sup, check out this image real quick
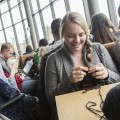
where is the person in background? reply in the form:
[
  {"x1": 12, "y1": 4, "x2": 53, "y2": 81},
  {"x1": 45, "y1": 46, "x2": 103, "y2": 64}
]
[
  {"x1": 49, "y1": 18, "x2": 62, "y2": 45},
  {"x1": 0, "y1": 42, "x2": 38, "y2": 95},
  {"x1": 103, "y1": 84, "x2": 120, "y2": 120},
  {"x1": 45, "y1": 12, "x2": 120, "y2": 120},
  {"x1": 38, "y1": 38, "x2": 49, "y2": 57},
  {"x1": 32, "y1": 38, "x2": 49, "y2": 78},
  {"x1": 0, "y1": 42, "x2": 18, "y2": 89},
  {"x1": 47, "y1": 18, "x2": 63, "y2": 53},
  {"x1": 39, "y1": 38, "x2": 48, "y2": 47},
  {"x1": 37, "y1": 18, "x2": 63, "y2": 120},
  {"x1": 90, "y1": 13, "x2": 120, "y2": 44},
  {"x1": 24, "y1": 45, "x2": 33, "y2": 55},
  {"x1": 0, "y1": 43, "x2": 40, "y2": 120}
]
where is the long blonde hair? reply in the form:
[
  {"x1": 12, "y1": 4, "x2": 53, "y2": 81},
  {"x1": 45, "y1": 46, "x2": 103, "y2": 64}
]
[{"x1": 60, "y1": 12, "x2": 93, "y2": 62}]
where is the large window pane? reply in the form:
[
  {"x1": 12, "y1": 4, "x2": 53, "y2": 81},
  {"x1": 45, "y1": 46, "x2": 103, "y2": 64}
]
[
  {"x1": 0, "y1": 31, "x2": 5, "y2": 44},
  {"x1": 114, "y1": 0, "x2": 120, "y2": 25},
  {"x1": 11, "y1": 7, "x2": 21, "y2": 24},
  {"x1": 10, "y1": 0, "x2": 18, "y2": 8},
  {"x1": 54, "y1": 0, "x2": 66, "y2": 19},
  {"x1": 39, "y1": 0, "x2": 49, "y2": 9},
  {"x1": 30, "y1": 0, "x2": 38, "y2": 13},
  {"x1": 15, "y1": 23, "x2": 26, "y2": 54},
  {"x1": 5, "y1": 27, "x2": 18, "y2": 53},
  {"x1": 0, "y1": 2, "x2": 8, "y2": 13},
  {"x1": 15, "y1": 23, "x2": 25, "y2": 43},
  {"x1": 42, "y1": 7, "x2": 53, "y2": 42},
  {"x1": 2, "y1": 12, "x2": 12, "y2": 28},
  {"x1": 98, "y1": 0, "x2": 110, "y2": 18},
  {"x1": 5, "y1": 27, "x2": 16, "y2": 44},
  {"x1": 69, "y1": 0, "x2": 86, "y2": 19},
  {"x1": 0, "y1": 20, "x2": 2, "y2": 30},
  {"x1": 24, "y1": 20, "x2": 31, "y2": 43},
  {"x1": 34, "y1": 13, "x2": 44, "y2": 39},
  {"x1": 20, "y1": 2, "x2": 27, "y2": 19}
]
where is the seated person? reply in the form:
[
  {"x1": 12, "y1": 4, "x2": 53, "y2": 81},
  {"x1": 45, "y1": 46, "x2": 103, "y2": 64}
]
[
  {"x1": 0, "y1": 42, "x2": 38, "y2": 95},
  {"x1": 90, "y1": 13, "x2": 120, "y2": 44},
  {"x1": 103, "y1": 84, "x2": 120, "y2": 120},
  {"x1": 23, "y1": 45, "x2": 33, "y2": 55},
  {"x1": 45, "y1": 12, "x2": 120, "y2": 120}
]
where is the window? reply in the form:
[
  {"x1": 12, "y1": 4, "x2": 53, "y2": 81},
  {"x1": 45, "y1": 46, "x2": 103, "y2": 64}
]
[
  {"x1": 30, "y1": 0, "x2": 38, "y2": 13},
  {"x1": 5, "y1": 27, "x2": 16, "y2": 44},
  {"x1": 42, "y1": 7, "x2": 53, "y2": 42},
  {"x1": 0, "y1": 2, "x2": 8, "y2": 13},
  {"x1": 15, "y1": 23, "x2": 25, "y2": 43},
  {"x1": 9, "y1": 0, "x2": 18, "y2": 8},
  {"x1": 39, "y1": 0, "x2": 49, "y2": 9},
  {"x1": 15, "y1": 22, "x2": 26, "y2": 54},
  {"x1": 0, "y1": 19, "x2": 2, "y2": 30},
  {"x1": 24, "y1": 20, "x2": 31, "y2": 42},
  {"x1": 0, "y1": 31, "x2": 5, "y2": 43},
  {"x1": 11, "y1": 6, "x2": 21, "y2": 24},
  {"x1": 69, "y1": 0, "x2": 86, "y2": 19},
  {"x1": 20, "y1": 2, "x2": 27, "y2": 19},
  {"x1": 2, "y1": 12, "x2": 12, "y2": 28},
  {"x1": 35, "y1": 13, "x2": 44, "y2": 39},
  {"x1": 114, "y1": 0, "x2": 120, "y2": 25},
  {"x1": 53, "y1": 0, "x2": 66, "y2": 19},
  {"x1": 98, "y1": 0, "x2": 110, "y2": 18}
]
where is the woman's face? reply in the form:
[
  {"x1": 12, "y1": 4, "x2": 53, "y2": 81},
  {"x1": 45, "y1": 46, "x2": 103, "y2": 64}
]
[{"x1": 63, "y1": 21, "x2": 87, "y2": 53}]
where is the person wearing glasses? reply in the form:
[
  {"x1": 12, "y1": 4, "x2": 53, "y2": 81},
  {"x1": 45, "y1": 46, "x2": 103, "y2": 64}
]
[{"x1": 45, "y1": 12, "x2": 120, "y2": 120}]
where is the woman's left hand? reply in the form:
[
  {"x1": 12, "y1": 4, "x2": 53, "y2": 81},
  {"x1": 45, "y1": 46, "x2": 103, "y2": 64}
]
[{"x1": 88, "y1": 63, "x2": 108, "y2": 80}]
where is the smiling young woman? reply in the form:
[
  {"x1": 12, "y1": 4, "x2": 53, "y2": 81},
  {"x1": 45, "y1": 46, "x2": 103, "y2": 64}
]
[{"x1": 45, "y1": 12, "x2": 120, "y2": 120}]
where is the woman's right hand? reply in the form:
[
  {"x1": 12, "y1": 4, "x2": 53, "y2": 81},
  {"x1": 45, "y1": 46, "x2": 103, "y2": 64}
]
[{"x1": 69, "y1": 66, "x2": 88, "y2": 84}]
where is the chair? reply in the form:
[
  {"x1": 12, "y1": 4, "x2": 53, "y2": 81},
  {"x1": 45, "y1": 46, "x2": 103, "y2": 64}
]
[
  {"x1": 0, "y1": 93, "x2": 25, "y2": 111},
  {"x1": 0, "y1": 114, "x2": 11, "y2": 120},
  {"x1": 0, "y1": 93, "x2": 25, "y2": 120}
]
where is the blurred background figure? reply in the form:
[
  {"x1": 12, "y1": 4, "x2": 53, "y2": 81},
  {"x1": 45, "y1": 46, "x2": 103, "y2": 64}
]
[
  {"x1": 39, "y1": 38, "x2": 48, "y2": 47},
  {"x1": 103, "y1": 84, "x2": 120, "y2": 120},
  {"x1": 24, "y1": 45, "x2": 33, "y2": 55},
  {"x1": 37, "y1": 18, "x2": 63, "y2": 120},
  {"x1": 38, "y1": 38, "x2": 49, "y2": 57},
  {"x1": 50, "y1": 18, "x2": 61, "y2": 45},
  {"x1": 33, "y1": 38, "x2": 49, "y2": 66},
  {"x1": 90, "y1": 13, "x2": 120, "y2": 44}
]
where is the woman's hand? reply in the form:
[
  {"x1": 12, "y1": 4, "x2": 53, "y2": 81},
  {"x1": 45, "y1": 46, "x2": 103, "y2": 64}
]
[
  {"x1": 69, "y1": 66, "x2": 88, "y2": 84},
  {"x1": 88, "y1": 63, "x2": 108, "y2": 80}
]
